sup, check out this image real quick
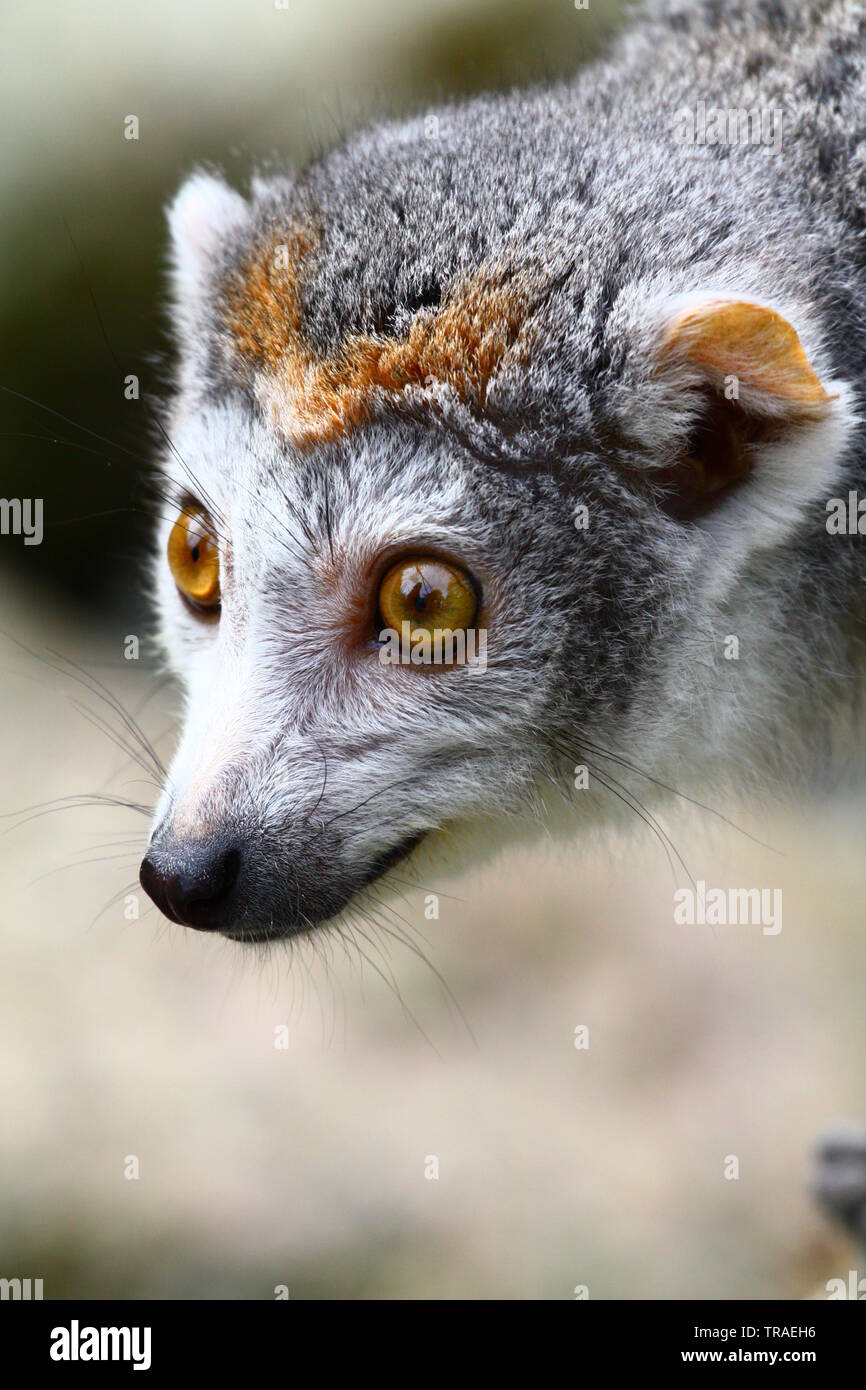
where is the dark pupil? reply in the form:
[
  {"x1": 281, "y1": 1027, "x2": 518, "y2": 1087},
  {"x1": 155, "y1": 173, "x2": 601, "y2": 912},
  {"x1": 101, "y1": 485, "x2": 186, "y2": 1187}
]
[
  {"x1": 190, "y1": 543, "x2": 200, "y2": 564},
  {"x1": 409, "y1": 579, "x2": 440, "y2": 614}
]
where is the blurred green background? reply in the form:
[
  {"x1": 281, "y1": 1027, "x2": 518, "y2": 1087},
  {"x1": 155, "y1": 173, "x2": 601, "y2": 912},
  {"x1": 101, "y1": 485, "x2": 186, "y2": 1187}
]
[{"x1": 0, "y1": 0, "x2": 863, "y2": 1301}]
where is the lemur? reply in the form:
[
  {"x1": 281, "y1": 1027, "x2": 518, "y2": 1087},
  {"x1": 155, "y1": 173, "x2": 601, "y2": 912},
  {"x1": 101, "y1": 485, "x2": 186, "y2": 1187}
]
[{"x1": 139, "y1": 0, "x2": 866, "y2": 942}]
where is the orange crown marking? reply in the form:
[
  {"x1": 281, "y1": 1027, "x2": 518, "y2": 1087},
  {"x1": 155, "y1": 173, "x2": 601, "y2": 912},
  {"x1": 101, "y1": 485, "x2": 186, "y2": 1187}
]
[{"x1": 224, "y1": 230, "x2": 532, "y2": 446}]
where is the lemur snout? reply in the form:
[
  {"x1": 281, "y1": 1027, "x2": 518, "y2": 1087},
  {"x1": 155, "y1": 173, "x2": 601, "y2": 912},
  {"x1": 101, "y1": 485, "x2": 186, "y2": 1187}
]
[{"x1": 139, "y1": 836, "x2": 242, "y2": 932}]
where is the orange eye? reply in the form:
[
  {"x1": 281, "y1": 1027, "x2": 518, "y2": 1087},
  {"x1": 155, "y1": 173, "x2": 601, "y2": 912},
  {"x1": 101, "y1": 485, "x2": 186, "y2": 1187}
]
[
  {"x1": 167, "y1": 506, "x2": 221, "y2": 609},
  {"x1": 378, "y1": 556, "x2": 477, "y2": 636}
]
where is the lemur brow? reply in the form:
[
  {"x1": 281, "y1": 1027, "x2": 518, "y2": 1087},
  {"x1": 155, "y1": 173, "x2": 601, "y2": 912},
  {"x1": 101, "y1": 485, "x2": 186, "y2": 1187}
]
[{"x1": 222, "y1": 227, "x2": 537, "y2": 449}]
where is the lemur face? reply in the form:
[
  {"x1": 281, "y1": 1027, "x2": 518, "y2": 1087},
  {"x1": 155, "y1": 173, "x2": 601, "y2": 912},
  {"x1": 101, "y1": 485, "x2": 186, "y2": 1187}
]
[
  {"x1": 144, "y1": 400, "x2": 668, "y2": 940},
  {"x1": 143, "y1": 412, "x2": 509, "y2": 935},
  {"x1": 140, "y1": 110, "x2": 856, "y2": 939}
]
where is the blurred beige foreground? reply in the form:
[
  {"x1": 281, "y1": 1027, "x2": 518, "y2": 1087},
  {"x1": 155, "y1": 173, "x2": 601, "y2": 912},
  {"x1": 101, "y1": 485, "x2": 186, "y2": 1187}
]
[{"x1": 0, "y1": 572, "x2": 863, "y2": 1299}]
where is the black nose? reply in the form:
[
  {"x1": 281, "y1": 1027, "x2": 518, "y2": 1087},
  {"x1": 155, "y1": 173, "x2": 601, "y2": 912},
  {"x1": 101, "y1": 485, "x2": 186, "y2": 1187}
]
[{"x1": 139, "y1": 838, "x2": 242, "y2": 931}]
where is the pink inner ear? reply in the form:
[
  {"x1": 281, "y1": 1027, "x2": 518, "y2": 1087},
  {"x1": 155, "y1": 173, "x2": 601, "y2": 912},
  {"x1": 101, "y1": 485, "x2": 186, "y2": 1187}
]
[{"x1": 659, "y1": 298, "x2": 836, "y2": 420}]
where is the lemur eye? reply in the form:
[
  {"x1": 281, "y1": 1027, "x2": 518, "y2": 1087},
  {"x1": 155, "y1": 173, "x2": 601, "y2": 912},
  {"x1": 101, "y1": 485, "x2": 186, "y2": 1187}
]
[
  {"x1": 167, "y1": 506, "x2": 221, "y2": 610},
  {"x1": 378, "y1": 556, "x2": 477, "y2": 635}
]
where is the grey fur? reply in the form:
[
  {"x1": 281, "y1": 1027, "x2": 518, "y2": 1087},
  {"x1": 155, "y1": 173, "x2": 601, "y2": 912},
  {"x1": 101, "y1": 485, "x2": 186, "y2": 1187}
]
[{"x1": 145, "y1": 0, "x2": 866, "y2": 941}]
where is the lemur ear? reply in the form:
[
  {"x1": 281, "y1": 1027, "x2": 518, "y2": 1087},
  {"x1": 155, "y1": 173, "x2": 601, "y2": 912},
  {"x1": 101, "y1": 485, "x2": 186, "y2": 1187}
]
[
  {"x1": 659, "y1": 298, "x2": 833, "y2": 417},
  {"x1": 652, "y1": 296, "x2": 848, "y2": 516},
  {"x1": 166, "y1": 172, "x2": 249, "y2": 320}
]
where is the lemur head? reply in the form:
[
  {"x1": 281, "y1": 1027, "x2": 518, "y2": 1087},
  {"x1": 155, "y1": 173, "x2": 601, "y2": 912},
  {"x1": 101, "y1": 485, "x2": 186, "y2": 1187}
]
[{"x1": 140, "y1": 82, "x2": 859, "y2": 943}]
